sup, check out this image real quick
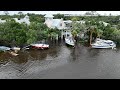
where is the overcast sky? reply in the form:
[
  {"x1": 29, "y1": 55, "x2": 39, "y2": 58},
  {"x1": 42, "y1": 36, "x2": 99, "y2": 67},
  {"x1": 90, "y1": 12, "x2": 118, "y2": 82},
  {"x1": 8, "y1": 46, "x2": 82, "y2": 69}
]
[{"x1": 1, "y1": 11, "x2": 120, "y2": 15}]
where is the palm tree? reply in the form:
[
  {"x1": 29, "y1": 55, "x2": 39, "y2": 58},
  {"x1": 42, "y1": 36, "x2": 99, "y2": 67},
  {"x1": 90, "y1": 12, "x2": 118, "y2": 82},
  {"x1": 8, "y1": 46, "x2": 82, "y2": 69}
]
[
  {"x1": 88, "y1": 26, "x2": 97, "y2": 45},
  {"x1": 18, "y1": 11, "x2": 24, "y2": 19},
  {"x1": 96, "y1": 29, "x2": 103, "y2": 38},
  {"x1": 71, "y1": 19, "x2": 82, "y2": 40}
]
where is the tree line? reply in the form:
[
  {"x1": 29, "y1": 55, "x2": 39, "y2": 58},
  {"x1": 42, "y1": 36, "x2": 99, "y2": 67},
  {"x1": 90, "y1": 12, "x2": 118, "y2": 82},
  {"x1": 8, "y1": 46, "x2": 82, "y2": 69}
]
[
  {"x1": 0, "y1": 14, "x2": 61, "y2": 47},
  {"x1": 1, "y1": 13, "x2": 120, "y2": 47}
]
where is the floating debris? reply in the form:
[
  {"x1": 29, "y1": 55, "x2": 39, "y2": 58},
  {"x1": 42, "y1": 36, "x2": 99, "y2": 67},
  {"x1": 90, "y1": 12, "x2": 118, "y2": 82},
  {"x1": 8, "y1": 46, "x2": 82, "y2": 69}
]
[{"x1": 9, "y1": 52, "x2": 19, "y2": 56}]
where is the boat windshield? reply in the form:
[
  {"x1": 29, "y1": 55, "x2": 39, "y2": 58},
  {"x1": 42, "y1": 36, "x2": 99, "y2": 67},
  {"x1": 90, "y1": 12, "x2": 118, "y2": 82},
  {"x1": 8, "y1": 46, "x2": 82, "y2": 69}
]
[{"x1": 104, "y1": 42, "x2": 113, "y2": 44}]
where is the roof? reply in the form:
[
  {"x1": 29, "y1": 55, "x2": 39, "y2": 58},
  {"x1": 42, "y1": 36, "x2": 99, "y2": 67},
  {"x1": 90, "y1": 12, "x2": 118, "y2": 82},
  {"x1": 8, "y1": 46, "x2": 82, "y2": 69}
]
[
  {"x1": 51, "y1": 19, "x2": 61, "y2": 27},
  {"x1": 44, "y1": 14, "x2": 54, "y2": 18},
  {"x1": 25, "y1": 15, "x2": 29, "y2": 18},
  {"x1": 63, "y1": 20, "x2": 72, "y2": 23},
  {"x1": 99, "y1": 21, "x2": 109, "y2": 26}
]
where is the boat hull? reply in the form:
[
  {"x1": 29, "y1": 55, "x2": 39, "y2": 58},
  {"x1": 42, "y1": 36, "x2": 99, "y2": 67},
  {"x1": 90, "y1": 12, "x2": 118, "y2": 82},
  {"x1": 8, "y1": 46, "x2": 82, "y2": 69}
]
[
  {"x1": 91, "y1": 45, "x2": 116, "y2": 49},
  {"x1": 65, "y1": 38, "x2": 75, "y2": 46},
  {"x1": 91, "y1": 38, "x2": 116, "y2": 49},
  {"x1": 31, "y1": 46, "x2": 49, "y2": 49},
  {"x1": 91, "y1": 43, "x2": 116, "y2": 49},
  {"x1": 0, "y1": 46, "x2": 10, "y2": 51},
  {"x1": 30, "y1": 44, "x2": 49, "y2": 50}
]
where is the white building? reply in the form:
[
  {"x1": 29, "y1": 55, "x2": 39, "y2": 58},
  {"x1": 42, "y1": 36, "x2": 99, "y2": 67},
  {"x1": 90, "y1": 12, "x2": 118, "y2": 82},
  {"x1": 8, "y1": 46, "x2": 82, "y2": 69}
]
[
  {"x1": 0, "y1": 19, "x2": 6, "y2": 23},
  {"x1": 99, "y1": 21, "x2": 109, "y2": 27},
  {"x1": 76, "y1": 20, "x2": 86, "y2": 24},
  {"x1": 44, "y1": 14, "x2": 66, "y2": 29},
  {"x1": 44, "y1": 14, "x2": 73, "y2": 38},
  {"x1": 13, "y1": 15, "x2": 30, "y2": 25},
  {"x1": 0, "y1": 15, "x2": 30, "y2": 25}
]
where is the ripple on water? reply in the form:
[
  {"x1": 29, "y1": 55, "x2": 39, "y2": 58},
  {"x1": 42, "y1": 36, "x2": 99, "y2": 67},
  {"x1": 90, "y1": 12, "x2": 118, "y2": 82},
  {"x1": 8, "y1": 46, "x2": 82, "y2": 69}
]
[{"x1": 0, "y1": 43, "x2": 120, "y2": 78}]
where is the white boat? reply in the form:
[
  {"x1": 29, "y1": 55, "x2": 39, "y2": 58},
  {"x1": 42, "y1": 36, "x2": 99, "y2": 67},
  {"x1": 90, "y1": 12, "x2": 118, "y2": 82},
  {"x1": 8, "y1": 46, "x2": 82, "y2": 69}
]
[
  {"x1": 30, "y1": 43, "x2": 49, "y2": 49},
  {"x1": 12, "y1": 47, "x2": 20, "y2": 51},
  {"x1": 0, "y1": 46, "x2": 11, "y2": 51},
  {"x1": 91, "y1": 38, "x2": 116, "y2": 49},
  {"x1": 65, "y1": 37, "x2": 75, "y2": 46}
]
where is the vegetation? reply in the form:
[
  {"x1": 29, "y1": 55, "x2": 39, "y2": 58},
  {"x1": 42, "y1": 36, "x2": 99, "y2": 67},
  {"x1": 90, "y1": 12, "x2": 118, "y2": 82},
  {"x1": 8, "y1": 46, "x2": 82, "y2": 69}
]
[
  {"x1": 1, "y1": 13, "x2": 120, "y2": 47},
  {"x1": 0, "y1": 14, "x2": 61, "y2": 47}
]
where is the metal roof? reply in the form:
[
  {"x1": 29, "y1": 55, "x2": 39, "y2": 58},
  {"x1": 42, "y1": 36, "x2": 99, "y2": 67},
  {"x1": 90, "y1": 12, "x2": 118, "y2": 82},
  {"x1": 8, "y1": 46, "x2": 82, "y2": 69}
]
[
  {"x1": 44, "y1": 14, "x2": 54, "y2": 18},
  {"x1": 51, "y1": 19, "x2": 61, "y2": 27}
]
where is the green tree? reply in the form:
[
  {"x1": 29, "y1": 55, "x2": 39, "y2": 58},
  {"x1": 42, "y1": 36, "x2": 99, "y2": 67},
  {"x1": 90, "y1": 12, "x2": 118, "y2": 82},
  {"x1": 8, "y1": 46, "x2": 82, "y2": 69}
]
[
  {"x1": 54, "y1": 14, "x2": 64, "y2": 19},
  {"x1": 26, "y1": 29, "x2": 37, "y2": 44},
  {"x1": 96, "y1": 29, "x2": 103, "y2": 38},
  {"x1": 88, "y1": 26, "x2": 97, "y2": 45}
]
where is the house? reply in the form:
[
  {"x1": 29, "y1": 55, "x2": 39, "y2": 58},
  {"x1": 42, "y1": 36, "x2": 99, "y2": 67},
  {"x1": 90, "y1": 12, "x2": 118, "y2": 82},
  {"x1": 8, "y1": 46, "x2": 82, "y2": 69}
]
[
  {"x1": 0, "y1": 15, "x2": 30, "y2": 25},
  {"x1": 44, "y1": 14, "x2": 66, "y2": 29},
  {"x1": 13, "y1": 15, "x2": 30, "y2": 25},
  {"x1": 76, "y1": 20, "x2": 86, "y2": 24},
  {"x1": 99, "y1": 21, "x2": 109, "y2": 27},
  {"x1": 63, "y1": 20, "x2": 72, "y2": 29},
  {"x1": 44, "y1": 14, "x2": 73, "y2": 38},
  {"x1": 0, "y1": 19, "x2": 6, "y2": 23}
]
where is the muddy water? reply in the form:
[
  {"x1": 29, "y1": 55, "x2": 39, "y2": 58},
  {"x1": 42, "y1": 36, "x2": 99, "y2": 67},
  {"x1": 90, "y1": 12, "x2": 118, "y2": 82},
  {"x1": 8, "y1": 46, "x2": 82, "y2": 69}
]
[
  {"x1": 0, "y1": 41, "x2": 120, "y2": 79},
  {"x1": 0, "y1": 41, "x2": 73, "y2": 79}
]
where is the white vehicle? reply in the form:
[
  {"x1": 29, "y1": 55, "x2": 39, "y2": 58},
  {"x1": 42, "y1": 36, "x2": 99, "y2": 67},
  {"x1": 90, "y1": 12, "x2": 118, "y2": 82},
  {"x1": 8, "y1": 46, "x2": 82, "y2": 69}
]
[{"x1": 91, "y1": 38, "x2": 116, "y2": 49}]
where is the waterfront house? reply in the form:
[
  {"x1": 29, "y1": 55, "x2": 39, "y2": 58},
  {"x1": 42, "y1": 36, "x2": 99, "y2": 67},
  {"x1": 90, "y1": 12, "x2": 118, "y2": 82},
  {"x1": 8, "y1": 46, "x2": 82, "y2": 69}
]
[
  {"x1": 44, "y1": 14, "x2": 87, "y2": 39},
  {"x1": 44, "y1": 14, "x2": 73, "y2": 38}
]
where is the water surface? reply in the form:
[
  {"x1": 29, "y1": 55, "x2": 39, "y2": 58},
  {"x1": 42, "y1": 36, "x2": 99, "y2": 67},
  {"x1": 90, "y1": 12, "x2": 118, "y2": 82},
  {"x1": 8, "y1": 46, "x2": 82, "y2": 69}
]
[{"x1": 0, "y1": 42, "x2": 120, "y2": 79}]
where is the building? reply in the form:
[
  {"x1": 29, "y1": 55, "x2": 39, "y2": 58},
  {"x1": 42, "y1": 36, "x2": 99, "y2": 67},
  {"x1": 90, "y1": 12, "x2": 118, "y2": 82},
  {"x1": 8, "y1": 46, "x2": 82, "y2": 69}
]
[
  {"x1": 99, "y1": 21, "x2": 109, "y2": 27},
  {"x1": 76, "y1": 20, "x2": 86, "y2": 24},
  {"x1": 44, "y1": 14, "x2": 66, "y2": 29},
  {"x1": 0, "y1": 15, "x2": 30, "y2": 25},
  {"x1": 44, "y1": 14, "x2": 73, "y2": 38},
  {"x1": 0, "y1": 19, "x2": 6, "y2": 23},
  {"x1": 13, "y1": 15, "x2": 30, "y2": 25}
]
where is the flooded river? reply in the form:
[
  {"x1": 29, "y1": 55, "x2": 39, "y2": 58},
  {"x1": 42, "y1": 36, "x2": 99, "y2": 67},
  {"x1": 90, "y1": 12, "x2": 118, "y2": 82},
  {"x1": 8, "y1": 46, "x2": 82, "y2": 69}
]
[{"x1": 0, "y1": 41, "x2": 120, "y2": 79}]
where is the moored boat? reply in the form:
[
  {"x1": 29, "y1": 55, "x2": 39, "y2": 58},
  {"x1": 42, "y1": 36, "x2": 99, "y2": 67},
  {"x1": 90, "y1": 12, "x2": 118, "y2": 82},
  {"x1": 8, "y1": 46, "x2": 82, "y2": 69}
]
[
  {"x1": 65, "y1": 36, "x2": 75, "y2": 46},
  {"x1": 30, "y1": 43, "x2": 49, "y2": 49},
  {"x1": 11, "y1": 47, "x2": 21, "y2": 51},
  {"x1": 91, "y1": 38, "x2": 116, "y2": 49},
  {"x1": 0, "y1": 46, "x2": 11, "y2": 51}
]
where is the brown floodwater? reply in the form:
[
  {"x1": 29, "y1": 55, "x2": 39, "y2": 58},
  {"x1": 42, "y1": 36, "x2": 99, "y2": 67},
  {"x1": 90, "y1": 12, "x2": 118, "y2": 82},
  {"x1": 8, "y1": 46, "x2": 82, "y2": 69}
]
[{"x1": 0, "y1": 41, "x2": 120, "y2": 79}]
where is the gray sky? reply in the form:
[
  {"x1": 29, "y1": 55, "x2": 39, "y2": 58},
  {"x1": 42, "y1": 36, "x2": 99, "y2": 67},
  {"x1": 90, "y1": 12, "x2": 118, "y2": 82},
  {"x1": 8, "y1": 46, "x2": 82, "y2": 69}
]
[{"x1": 1, "y1": 11, "x2": 120, "y2": 15}]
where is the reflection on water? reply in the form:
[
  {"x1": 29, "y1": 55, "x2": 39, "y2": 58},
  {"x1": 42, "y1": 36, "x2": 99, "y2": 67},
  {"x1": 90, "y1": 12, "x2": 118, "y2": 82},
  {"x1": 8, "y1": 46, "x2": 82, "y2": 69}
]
[{"x1": 0, "y1": 41, "x2": 120, "y2": 78}]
